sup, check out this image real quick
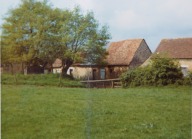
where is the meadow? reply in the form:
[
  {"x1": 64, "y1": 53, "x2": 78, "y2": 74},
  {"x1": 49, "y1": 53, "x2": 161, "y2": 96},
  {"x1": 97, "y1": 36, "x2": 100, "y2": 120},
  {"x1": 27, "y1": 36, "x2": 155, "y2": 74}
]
[
  {"x1": 1, "y1": 73, "x2": 84, "y2": 87},
  {"x1": 2, "y1": 85, "x2": 191, "y2": 139}
]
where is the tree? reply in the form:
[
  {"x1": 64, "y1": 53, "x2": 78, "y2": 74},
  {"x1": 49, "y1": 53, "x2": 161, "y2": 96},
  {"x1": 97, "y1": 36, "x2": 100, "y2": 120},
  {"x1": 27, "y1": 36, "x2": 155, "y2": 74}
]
[
  {"x1": 57, "y1": 7, "x2": 111, "y2": 74},
  {"x1": 1, "y1": 0, "x2": 60, "y2": 73},
  {"x1": 1, "y1": 1, "x2": 111, "y2": 75}
]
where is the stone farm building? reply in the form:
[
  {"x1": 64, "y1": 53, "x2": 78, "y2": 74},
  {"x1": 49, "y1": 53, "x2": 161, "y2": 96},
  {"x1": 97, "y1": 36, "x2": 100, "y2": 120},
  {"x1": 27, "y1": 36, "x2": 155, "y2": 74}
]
[
  {"x1": 2, "y1": 38, "x2": 152, "y2": 77},
  {"x1": 67, "y1": 39, "x2": 152, "y2": 80},
  {"x1": 155, "y1": 38, "x2": 192, "y2": 76},
  {"x1": 52, "y1": 58, "x2": 63, "y2": 74}
]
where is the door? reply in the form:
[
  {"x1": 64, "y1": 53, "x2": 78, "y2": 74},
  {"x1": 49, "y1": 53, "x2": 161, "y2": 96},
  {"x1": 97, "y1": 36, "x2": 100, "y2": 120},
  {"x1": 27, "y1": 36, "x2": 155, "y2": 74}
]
[
  {"x1": 100, "y1": 68, "x2": 105, "y2": 80},
  {"x1": 93, "y1": 69, "x2": 97, "y2": 80}
]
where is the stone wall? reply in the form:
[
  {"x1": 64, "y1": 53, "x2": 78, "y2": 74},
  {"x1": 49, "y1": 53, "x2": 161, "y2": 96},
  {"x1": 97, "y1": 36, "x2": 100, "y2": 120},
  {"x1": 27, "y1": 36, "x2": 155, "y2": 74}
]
[
  {"x1": 68, "y1": 66, "x2": 129, "y2": 80},
  {"x1": 130, "y1": 40, "x2": 152, "y2": 68},
  {"x1": 179, "y1": 59, "x2": 192, "y2": 71},
  {"x1": 68, "y1": 67, "x2": 93, "y2": 80},
  {"x1": 105, "y1": 66, "x2": 128, "y2": 79}
]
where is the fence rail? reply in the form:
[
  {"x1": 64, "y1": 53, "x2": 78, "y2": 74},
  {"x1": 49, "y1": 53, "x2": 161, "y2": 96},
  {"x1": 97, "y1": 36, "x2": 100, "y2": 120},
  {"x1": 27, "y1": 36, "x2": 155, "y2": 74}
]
[{"x1": 80, "y1": 78, "x2": 121, "y2": 88}]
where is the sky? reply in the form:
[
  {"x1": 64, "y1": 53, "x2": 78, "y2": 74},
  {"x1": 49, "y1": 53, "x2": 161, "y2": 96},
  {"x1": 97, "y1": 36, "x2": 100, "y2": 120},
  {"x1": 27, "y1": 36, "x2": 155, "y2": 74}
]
[{"x1": 0, "y1": 0, "x2": 192, "y2": 52}]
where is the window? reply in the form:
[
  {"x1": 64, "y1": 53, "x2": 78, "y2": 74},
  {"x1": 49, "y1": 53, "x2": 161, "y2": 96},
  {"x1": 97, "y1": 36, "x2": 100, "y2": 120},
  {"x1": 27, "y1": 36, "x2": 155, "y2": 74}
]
[
  {"x1": 181, "y1": 65, "x2": 188, "y2": 76},
  {"x1": 100, "y1": 68, "x2": 105, "y2": 80},
  {"x1": 110, "y1": 68, "x2": 113, "y2": 74},
  {"x1": 93, "y1": 69, "x2": 97, "y2": 80},
  {"x1": 109, "y1": 68, "x2": 114, "y2": 78}
]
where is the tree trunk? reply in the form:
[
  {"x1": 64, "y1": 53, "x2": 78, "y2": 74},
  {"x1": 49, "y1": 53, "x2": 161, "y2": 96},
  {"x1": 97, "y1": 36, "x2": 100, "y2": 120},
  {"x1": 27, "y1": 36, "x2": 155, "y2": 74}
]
[
  {"x1": 22, "y1": 62, "x2": 28, "y2": 75},
  {"x1": 61, "y1": 59, "x2": 73, "y2": 76},
  {"x1": 24, "y1": 66, "x2": 28, "y2": 75},
  {"x1": 22, "y1": 62, "x2": 24, "y2": 74},
  {"x1": 10, "y1": 63, "x2": 14, "y2": 75},
  {"x1": 62, "y1": 64, "x2": 70, "y2": 75}
]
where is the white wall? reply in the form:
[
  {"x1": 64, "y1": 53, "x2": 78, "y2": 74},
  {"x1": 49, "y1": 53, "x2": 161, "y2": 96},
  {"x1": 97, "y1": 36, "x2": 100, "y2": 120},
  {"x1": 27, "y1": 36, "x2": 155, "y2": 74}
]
[
  {"x1": 53, "y1": 68, "x2": 62, "y2": 74},
  {"x1": 67, "y1": 67, "x2": 93, "y2": 80}
]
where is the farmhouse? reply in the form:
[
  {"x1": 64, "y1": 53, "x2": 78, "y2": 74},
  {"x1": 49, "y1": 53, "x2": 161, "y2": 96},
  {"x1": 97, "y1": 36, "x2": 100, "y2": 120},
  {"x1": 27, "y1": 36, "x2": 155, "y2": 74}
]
[
  {"x1": 155, "y1": 38, "x2": 192, "y2": 76},
  {"x1": 2, "y1": 39, "x2": 152, "y2": 77},
  {"x1": 52, "y1": 58, "x2": 63, "y2": 74},
  {"x1": 68, "y1": 39, "x2": 152, "y2": 80}
]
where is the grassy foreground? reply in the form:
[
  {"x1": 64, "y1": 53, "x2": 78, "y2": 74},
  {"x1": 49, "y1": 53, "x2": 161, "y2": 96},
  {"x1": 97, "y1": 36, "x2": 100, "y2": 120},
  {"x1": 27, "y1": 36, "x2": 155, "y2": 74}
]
[
  {"x1": 1, "y1": 74, "x2": 84, "y2": 87},
  {"x1": 2, "y1": 85, "x2": 191, "y2": 139}
]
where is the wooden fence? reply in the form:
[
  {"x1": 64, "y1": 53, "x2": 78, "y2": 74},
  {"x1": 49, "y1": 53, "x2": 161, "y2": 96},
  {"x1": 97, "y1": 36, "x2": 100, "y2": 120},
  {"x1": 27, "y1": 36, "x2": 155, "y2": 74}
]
[{"x1": 80, "y1": 78, "x2": 121, "y2": 88}]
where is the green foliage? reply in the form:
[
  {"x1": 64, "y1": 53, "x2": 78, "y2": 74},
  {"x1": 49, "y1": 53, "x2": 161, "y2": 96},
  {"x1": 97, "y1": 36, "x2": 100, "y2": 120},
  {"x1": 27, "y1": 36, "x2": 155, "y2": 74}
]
[
  {"x1": 1, "y1": 1, "x2": 111, "y2": 74},
  {"x1": 58, "y1": 7, "x2": 111, "y2": 73},
  {"x1": 121, "y1": 54, "x2": 185, "y2": 87},
  {"x1": 1, "y1": 0, "x2": 57, "y2": 66},
  {"x1": 2, "y1": 85, "x2": 191, "y2": 139},
  {"x1": 182, "y1": 71, "x2": 192, "y2": 85},
  {"x1": 150, "y1": 54, "x2": 183, "y2": 85}
]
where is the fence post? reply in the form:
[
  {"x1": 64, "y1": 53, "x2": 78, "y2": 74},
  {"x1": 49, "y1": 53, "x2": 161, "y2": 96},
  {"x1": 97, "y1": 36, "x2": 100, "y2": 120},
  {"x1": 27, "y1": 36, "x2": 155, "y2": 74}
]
[{"x1": 112, "y1": 80, "x2": 114, "y2": 88}]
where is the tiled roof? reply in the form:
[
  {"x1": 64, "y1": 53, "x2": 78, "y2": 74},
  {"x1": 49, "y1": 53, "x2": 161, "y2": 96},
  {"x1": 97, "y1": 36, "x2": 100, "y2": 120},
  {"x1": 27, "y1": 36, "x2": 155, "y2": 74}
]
[
  {"x1": 155, "y1": 38, "x2": 192, "y2": 59},
  {"x1": 52, "y1": 58, "x2": 62, "y2": 68},
  {"x1": 106, "y1": 39, "x2": 143, "y2": 65}
]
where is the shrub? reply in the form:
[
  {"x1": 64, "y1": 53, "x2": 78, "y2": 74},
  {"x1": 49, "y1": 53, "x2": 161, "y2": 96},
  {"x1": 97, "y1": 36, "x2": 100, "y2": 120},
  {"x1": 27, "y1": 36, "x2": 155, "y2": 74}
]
[
  {"x1": 150, "y1": 54, "x2": 183, "y2": 86},
  {"x1": 121, "y1": 54, "x2": 184, "y2": 87},
  {"x1": 182, "y1": 71, "x2": 192, "y2": 85}
]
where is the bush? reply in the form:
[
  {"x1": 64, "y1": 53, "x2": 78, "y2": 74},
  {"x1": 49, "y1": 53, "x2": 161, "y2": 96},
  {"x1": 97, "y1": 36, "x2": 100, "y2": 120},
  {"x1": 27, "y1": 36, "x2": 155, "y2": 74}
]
[
  {"x1": 182, "y1": 72, "x2": 192, "y2": 85},
  {"x1": 121, "y1": 54, "x2": 184, "y2": 87},
  {"x1": 151, "y1": 54, "x2": 183, "y2": 85},
  {"x1": 121, "y1": 67, "x2": 153, "y2": 87}
]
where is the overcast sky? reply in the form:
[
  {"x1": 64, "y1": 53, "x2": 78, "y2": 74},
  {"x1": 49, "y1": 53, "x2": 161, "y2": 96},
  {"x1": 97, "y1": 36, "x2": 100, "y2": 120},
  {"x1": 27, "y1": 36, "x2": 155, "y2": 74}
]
[{"x1": 1, "y1": 0, "x2": 192, "y2": 51}]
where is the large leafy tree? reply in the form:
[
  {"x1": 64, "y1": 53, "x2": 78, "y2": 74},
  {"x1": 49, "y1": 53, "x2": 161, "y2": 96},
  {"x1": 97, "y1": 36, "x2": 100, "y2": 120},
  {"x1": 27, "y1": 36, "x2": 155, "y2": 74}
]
[
  {"x1": 1, "y1": 0, "x2": 60, "y2": 72},
  {"x1": 1, "y1": 0, "x2": 111, "y2": 75},
  {"x1": 57, "y1": 7, "x2": 111, "y2": 74}
]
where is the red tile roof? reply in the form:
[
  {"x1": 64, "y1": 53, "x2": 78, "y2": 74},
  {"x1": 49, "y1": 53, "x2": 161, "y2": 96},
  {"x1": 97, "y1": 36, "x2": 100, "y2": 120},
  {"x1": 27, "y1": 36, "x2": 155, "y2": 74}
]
[
  {"x1": 155, "y1": 38, "x2": 192, "y2": 59},
  {"x1": 106, "y1": 39, "x2": 143, "y2": 65},
  {"x1": 52, "y1": 58, "x2": 62, "y2": 68}
]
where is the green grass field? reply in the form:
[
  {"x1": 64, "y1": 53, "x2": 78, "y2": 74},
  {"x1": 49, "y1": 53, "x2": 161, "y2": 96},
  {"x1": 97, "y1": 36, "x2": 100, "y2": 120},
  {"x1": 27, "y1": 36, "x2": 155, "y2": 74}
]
[
  {"x1": 1, "y1": 74, "x2": 84, "y2": 87},
  {"x1": 2, "y1": 85, "x2": 191, "y2": 139}
]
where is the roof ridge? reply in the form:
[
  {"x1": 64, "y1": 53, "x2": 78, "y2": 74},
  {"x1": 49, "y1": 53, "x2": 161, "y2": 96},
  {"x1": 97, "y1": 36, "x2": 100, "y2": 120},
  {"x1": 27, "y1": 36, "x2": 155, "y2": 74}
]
[
  {"x1": 155, "y1": 38, "x2": 192, "y2": 58},
  {"x1": 111, "y1": 38, "x2": 143, "y2": 43},
  {"x1": 162, "y1": 37, "x2": 192, "y2": 41}
]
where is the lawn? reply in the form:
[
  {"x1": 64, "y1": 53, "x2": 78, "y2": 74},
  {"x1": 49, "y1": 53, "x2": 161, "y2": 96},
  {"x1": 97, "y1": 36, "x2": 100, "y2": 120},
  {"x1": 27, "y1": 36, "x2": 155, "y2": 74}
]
[
  {"x1": 1, "y1": 85, "x2": 191, "y2": 139},
  {"x1": 1, "y1": 74, "x2": 84, "y2": 87}
]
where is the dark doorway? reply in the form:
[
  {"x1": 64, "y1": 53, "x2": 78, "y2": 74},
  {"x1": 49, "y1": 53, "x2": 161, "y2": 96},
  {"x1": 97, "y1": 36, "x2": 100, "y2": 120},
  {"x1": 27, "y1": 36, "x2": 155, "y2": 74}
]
[
  {"x1": 93, "y1": 69, "x2": 97, "y2": 80},
  {"x1": 69, "y1": 69, "x2": 73, "y2": 76}
]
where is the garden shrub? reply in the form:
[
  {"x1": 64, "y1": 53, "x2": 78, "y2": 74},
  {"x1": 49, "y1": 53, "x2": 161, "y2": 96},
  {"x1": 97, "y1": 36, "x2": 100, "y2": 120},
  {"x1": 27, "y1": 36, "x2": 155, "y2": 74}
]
[
  {"x1": 121, "y1": 54, "x2": 184, "y2": 87},
  {"x1": 182, "y1": 71, "x2": 192, "y2": 85},
  {"x1": 150, "y1": 54, "x2": 183, "y2": 86}
]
